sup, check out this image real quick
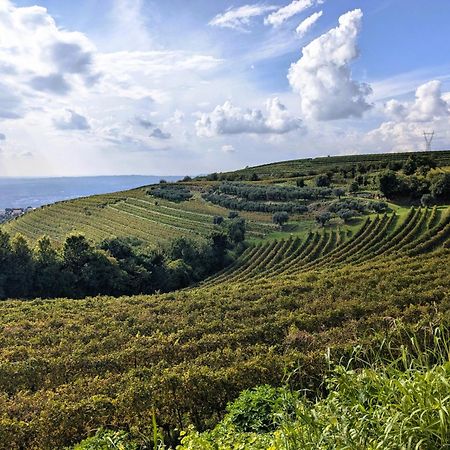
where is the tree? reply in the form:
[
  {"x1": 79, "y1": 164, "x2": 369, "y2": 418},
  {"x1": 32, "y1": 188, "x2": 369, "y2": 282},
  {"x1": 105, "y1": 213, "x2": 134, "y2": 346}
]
[
  {"x1": 316, "y1": 212, "x2": 331, "y2": 227},
  {"x1": 430, "y1": 173, "x2": 450, "y2": 200},
  {"x1": 402, "y1": 157, "x2": 417, "y2": 175},
  {"x1": 334, "y1": 188, "x2": 345, "y2": 199},
  {"x1": 296, "y1": 178, "x2": 305, "y2": 187},
  {"x1": 272, "y1": 211, "x2": 289, "y2": 229},
  {"x1": 421, "y1": 194, "x2": 434, "y2": 207},
  {"x1": 213, "y1": 215, "x2": 224, "y2": 225},
  {"x1": 8, "y1": 235, "x2": 34, "y2": 298},
  {"x1": 378, "y1": 171, "x2": 399, "y2": 198},
  {"x1": 227, "y1": 218, "x2": 246, "y2": 244},
  {"x1": 228, "y1": 211, "x2": 239, "y2": 219},
  {"x1": 349, "y1": 181, "x2": 359, "y2": 193},
  {"x1": 315, "y1": 175, "x2": 330, "y2": 187},
  {"x1": 0, "y1": 231, "x2": 12, "y2": 298},
  {"x1": 33, "y1": 236, "x2": 64, "y2": 298}
]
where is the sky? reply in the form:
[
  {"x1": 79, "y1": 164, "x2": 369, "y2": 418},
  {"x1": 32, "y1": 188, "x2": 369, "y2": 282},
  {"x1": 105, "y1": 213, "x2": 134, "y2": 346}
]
[{"x1": 0, "y1": 0, "x2": 450, "y2": 176}]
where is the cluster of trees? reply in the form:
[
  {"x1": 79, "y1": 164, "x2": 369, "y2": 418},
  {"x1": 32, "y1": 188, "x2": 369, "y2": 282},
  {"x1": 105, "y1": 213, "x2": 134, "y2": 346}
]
[
  {"x1": 379, "y1": 171, "x2": 450, "y2": 202},
  {"x1": 328, "y1": 198, "x2": 388, "y2": 222},
  {"x1": 148, "y1": 184, "x2": 193, "y2": 202},
  {"x1": 203, "y1": 193, "x2": 309, "y2": 214},
  {"x1": 216, "y1": 182, "x2": 333, "y2": 202},
  {"x1": 388, "y1": 154, "x2": 437, "y2": 175},
  {"x1": 0, "y1": 219, "x2": 246, "y2": 300}
]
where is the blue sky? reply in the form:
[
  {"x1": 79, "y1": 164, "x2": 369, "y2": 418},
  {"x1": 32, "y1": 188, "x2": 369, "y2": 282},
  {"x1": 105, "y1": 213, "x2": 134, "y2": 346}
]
[{"x1": 0, "y1": 0, "x2": 449, "y2": 176}]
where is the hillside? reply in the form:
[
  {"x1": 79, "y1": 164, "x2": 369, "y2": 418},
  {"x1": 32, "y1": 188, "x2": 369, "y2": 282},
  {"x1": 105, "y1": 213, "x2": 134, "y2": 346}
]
[
  {"x1": 3, "y1": 150, "x2": 450, "y2": 248},
  {"x1": 0, "y1": 150, "x2": 450, "y2": 449}
]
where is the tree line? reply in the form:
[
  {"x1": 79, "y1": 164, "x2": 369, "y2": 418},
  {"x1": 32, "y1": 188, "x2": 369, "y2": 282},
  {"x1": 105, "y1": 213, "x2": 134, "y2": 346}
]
[{"x1": 0, "y1": 217, "x2": 246, "y2": 300}]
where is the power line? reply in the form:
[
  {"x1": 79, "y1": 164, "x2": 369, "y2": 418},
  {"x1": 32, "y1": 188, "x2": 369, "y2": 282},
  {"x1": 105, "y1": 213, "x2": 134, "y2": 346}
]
[{"x1": 423, "y1": 131, "x2": 434, "y2": 151}]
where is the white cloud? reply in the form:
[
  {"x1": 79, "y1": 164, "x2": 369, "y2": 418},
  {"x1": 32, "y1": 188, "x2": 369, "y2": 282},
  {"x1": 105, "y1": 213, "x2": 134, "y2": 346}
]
[
  {"x1": 383, "y1": 80, "x2": 450, "y2": 123},
  {"x1": 0, "y1": 0, "x2": 99, "y2": 99},
  {"x1": 407, "y1": 80, "x2": 450, "y2": 122},
  {"x1": 288, "y1": 9, "x2": 372, "y2": 121},
  {"x1": 369, "y1": 80, "x2": 450, "y2": 151},
  {"x1": 265, "y1": 0, "x2": 320, "y2": 27},
  {"x1": 210, "y1": 4, "x2": 277, "y2": 31},
  {"x1": 296, "y1": 10, "x2": 322, "y2": 37},
  {"x1": 53, "y1": 109, "x2": 91, "y2": 130},
  {"x1": 196, "y1": 97, "x2": 304, "y2": 136}
]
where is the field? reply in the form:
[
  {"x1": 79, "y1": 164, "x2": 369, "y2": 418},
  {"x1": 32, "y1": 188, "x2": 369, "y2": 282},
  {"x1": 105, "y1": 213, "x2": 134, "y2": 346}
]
[
  {"x1": 1, "y1": 188, "x2": 274, "y2": 247},
  {"x1": 4, "y1": 150, "x2": 450, "y2": 248},
  {"x1": 0, "y1": 150, "x2": 450, "y2": 449}
]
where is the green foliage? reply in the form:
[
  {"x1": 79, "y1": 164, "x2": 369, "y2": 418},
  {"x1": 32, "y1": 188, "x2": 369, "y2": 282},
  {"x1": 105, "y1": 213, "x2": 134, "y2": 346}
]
[
  {"x1": 315, "y1": 174, "x2": 330, "y2": 187},
  {"x1": 315, "y1": 211, "x2": 331, "y2": 227},
  {"x1": 225, "y1": 385, "x2": 293, "y2": 433},
  {"x1": 430, "y1": 173, "x2": 450, "y2": 200},
  {"x1": 179, "y1": 326, "x2": 450, "y2": 450},
  {"x1": 272, "y1": 211, "x2": 289, "y2": 228},
  {"x1": 148, "y1": 184, "x2": 192, "y2": 203},
  {"x1": 73, "y1": 429, "x2": 138, "y2": 450}
]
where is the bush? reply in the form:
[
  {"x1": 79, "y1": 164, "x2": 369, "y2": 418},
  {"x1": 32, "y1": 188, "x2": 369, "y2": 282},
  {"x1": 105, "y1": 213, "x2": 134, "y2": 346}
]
[
  {"x1": 73, "y1": 429, "x2": 138, "y2": 450},
  {"x1": 315, "y1": 175, "x2": 331, "y2": 187},
  {"x1": 226, "y1": 385, "x2": 293, "y2": 433},
  {"x1": 148, "y1": 184, "x2": 193, "y2": 202}
]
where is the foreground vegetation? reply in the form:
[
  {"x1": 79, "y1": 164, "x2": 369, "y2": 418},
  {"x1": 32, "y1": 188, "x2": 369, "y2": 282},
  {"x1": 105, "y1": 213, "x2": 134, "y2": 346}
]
[
  {"x1": 179, "y1": 325, "x2": 450, "y2": 449},
  {"x1": 0, "y1": 246, "x2": 449, "y2": 448}
]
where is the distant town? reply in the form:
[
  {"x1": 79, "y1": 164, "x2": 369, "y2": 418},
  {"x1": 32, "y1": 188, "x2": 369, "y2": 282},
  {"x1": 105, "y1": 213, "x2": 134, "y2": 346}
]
[{"x1": 0, "y1": 207, "x2": 33, "y2": 224}]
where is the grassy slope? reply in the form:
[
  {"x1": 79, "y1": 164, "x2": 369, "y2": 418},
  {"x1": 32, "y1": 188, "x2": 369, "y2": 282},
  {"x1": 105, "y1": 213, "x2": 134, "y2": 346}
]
[
  {"x1": 4, "y1": 150, "x2": 450, "y2": 247},
  {"x1": 1, "y1": 150, "x2": 450, "y2": 449}
]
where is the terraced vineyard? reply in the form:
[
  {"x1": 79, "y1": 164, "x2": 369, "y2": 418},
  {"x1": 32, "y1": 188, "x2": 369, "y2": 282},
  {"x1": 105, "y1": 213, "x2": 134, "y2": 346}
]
[
  {"x1": 2, "y1": 188, "x2": 275, "y2": 246},
  {"x1": 203, "y1": 206, "x2": 450, "y2": 286}
]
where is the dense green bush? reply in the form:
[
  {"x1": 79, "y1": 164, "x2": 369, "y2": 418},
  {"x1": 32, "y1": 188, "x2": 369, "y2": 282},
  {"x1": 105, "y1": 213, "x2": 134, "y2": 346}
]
[{"x1": 148, "y1": 185, "x2": 193, "y2": 202}]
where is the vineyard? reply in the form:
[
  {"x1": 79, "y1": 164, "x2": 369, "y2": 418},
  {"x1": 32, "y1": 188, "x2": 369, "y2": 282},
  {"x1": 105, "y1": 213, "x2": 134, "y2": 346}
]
[
  {"x1": 203, "y1": 206, "x2": 450, "y2": 286},
  {"x1": 227, "y1": 150, "x2": 450, "y2": 179},
  {"x1": 1, "y1": 188, "x2": 274, "y2": 246},
  {"x1": 0, "y1": 151, "x2": 450, "y2": 449}
]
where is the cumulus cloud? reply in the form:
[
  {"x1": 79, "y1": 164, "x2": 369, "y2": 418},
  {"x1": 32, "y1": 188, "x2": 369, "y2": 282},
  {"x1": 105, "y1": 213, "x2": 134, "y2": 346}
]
[
  {"x1": 53, "y1": 109, "x2": 91, "y2": 130},
  {"x1": 0, "y1": 1, "x2": 99, "y2": 98},
  {"x1": 210, "y1": 4, "x2": 277, "y2": 31},
  {"x1": 150, "y1": 128, "x2": 171, "y2": 139},
  {"x1": 196, "y1": 97, "x2": 303, "y2": 137},
  {"x1": 383, "y1": 80, "x2": 450, "y2": 123},
  {"x1": 407, "y1": 80, "x2": 450, "y2": 122},
  {"x1": 288, "y1": 9, "x2": 372, "y2": 121},
  {"x1": 296, "y1": 10, "x2": 322, "y2": 37},
  {"x1": 368, "y1": 80, "x2": 450, "y2": 151},
  {"x1": 265, "y1": 0, "x2": 320, "y2": 27}
]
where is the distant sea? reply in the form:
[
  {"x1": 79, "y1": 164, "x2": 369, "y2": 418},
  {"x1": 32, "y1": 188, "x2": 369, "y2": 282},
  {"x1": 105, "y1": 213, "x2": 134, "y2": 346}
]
[{"x1": 0, "y1": 175, "x2": 183, "y2": 209}]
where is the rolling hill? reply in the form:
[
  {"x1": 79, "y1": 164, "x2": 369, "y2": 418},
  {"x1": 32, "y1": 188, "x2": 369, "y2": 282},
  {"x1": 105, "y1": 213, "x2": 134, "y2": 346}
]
[
  {"x1": 0, "y1": 150, "x2": 449, "y2": 449},
  {"x1": 3, "y1": 149, "x2": 450, "y2": 248}
]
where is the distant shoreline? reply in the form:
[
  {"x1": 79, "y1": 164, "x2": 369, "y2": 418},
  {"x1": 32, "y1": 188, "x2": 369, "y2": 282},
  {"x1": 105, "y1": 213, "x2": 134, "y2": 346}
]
[{"x1": 0, "y1": 175, "x2": 184, "y2": 209}]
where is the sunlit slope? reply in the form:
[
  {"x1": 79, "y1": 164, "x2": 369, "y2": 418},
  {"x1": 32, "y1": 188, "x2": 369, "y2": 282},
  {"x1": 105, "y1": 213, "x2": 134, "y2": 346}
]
[
  {"x1": 203, "y1": 206, "x2": 450, "y2": 286},
  {"x1": 2, "y1": 187, "x2": 274, "y2": 246},
  {"x1": 0, "y1": 245, "x2": 449, "y2": 448},
  {"x1": 227, "y1": 150, "x2": 450, "y2": 179}
]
